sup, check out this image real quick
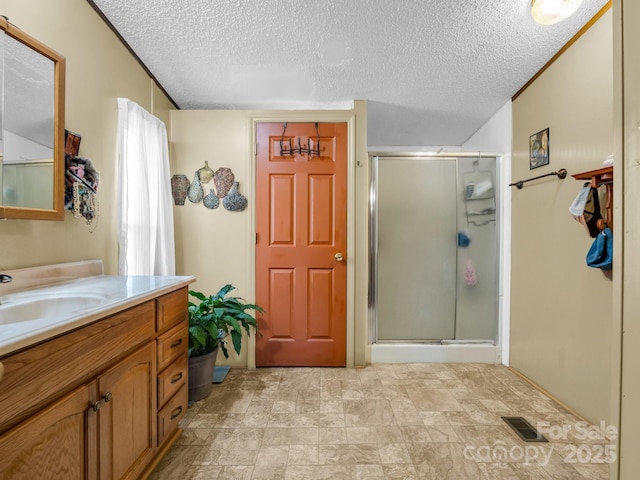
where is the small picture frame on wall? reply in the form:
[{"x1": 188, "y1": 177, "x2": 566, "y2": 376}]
[
  {"x1": 65, "y1": 130, "x2": 81, "y2": 156},
  {"x1": 529, "y1": 128, "x2": 549, "y2": 169}
]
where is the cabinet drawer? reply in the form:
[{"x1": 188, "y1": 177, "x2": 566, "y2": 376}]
[
  {"x1": 158, "y1": 355, "x2": 187, "y2": 408},
  {"x1": 156, "y1": 322, "x2": 187, "y2": 371},
  {"x1": 157, "y1": 383, "x2": 187, "y2": 445},
  {"x1": 156, "y1": 287, "x2": 188, "y2": 332}
]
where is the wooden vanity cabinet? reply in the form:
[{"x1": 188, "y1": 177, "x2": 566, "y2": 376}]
[
  {"x1": 154, "y1": 289, "x2": 189, "y2": 448},
  {"x1": 98, "y1": 343, "x2": 155, "y2": 480},
  {"x1": 0, "y1": 383, "x2": 97, "y2": 479},
  {"x1": 0, "y1": 286, "x2": 189, "y2": 480}
]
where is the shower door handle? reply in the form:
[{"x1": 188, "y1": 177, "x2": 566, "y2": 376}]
[{"x1": 335, "y1": 253, "x2": 344, "y2": 262}]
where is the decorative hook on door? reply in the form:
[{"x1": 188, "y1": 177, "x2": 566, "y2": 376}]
[
  {"x1": 279, "y1": 122, "x2": 294, "y2": 156},
  {"x1": 278, "y1": 122, "x2": 321, "y2": 157},
  {"x1": 298, "y1": 122, "x2": 321, "y2": 158}
]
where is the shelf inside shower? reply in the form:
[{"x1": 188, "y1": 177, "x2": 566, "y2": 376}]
[
  {"x1": 463, "y1": 161, "x2": 496, "y2": 227},
  {"x1": 467, "y1": 208, "x2": 496, "y2": 216}
]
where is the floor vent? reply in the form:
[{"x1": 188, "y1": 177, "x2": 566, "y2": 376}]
[{"x1": 501, "y1": 416, "x2": 548, "y2": 442}]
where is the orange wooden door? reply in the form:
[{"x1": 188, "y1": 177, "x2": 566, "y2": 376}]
[{"x1": 255, "y1": 122, "x2": 347, "y2": 366}]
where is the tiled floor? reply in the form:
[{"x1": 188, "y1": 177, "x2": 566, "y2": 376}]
[{"x1": 150, "y1": 363, "x2": 611, "y2": 479}]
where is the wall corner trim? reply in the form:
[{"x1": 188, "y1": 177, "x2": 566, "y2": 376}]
[
  {"x1": 85, "y1": 0, "x2": 180, "y2": 110},
  {"x1": 512, "y1": 1, "x2": 612, "y2": 101}
]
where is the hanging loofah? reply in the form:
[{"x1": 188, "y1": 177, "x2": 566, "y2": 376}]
[{"x1": 464, "y1": 259, "x2": 477, "y2": 286}]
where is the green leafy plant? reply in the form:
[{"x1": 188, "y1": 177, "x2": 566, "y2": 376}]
[{"x1": 188, "y1": 284, "x2": 263, "y2": 359}]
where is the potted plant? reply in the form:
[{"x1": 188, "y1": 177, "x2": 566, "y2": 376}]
[{"x1": 187, "y1": 284, "x2": 263, "y2": 402}]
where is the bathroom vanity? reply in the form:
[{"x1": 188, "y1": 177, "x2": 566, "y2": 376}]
[{"x1": 0, "y1": 261, "x2": 195, "y2": 479}]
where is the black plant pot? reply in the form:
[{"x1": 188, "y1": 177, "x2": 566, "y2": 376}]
[{"x1": 188, "y1": 347, "x2": 218, "y2": 402}]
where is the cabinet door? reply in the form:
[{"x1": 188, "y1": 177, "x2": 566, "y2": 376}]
[
  {"x1": 0, "y1": 383, "x2": 97, "y2": 480},
  {"x1": 98, "y1": 343, "x2": 156, "y2": 480}
]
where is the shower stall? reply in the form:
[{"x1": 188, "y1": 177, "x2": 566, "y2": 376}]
[{"x1": 368, "y1": 153, "x2": 502, "y2": 363}]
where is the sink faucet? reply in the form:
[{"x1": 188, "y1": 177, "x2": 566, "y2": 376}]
[{"x1": 0, "y1": 275, "x2": 11, "y2": 305}]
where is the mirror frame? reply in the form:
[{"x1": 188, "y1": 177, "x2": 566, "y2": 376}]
[{"x1": 0, "y1": 16, "x2": 66, "y2": 220}]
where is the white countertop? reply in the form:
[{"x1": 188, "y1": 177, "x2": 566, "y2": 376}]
[{"x1": 0, "y1": 261, "x2": 195, "y2": 357}]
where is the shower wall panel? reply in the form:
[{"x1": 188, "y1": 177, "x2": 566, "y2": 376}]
[{"x1": 375, "y1": 157, "x2": 458, "y2": 341}]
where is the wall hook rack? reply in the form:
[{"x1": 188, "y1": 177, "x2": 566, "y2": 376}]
[
  {"x1": 278, "y1": 122, "x2": 321, "y2": 157},
  {"x1": 298, "y1": 122, "x2": 320, "y2": 157},
  {"x1": 279, "y1": 122, "x2": 294, "y2": 156},
  {"x1": 509, "y1": 168, "x2": 567, "y2": 189}
]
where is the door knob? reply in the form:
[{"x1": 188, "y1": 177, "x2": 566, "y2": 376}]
[{"x1": 335, "y1": 253, "x2": 344, "y2": 262}]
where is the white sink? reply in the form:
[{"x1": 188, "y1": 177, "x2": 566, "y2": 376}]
[
  {"x1": 0, "y1": 293, "x2": 107, "y2": 325},
  {"x1": 0, "y1": 261, "x2": 194, "y2": 357}
]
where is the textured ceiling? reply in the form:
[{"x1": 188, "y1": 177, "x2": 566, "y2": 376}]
[{"x1": 89, "y1": 0, "x2": 609, "y2": 146}]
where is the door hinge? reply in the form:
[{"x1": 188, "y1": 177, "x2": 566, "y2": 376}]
[
  {"x1": 255, "y1": 143, "x2": 258, "y2": 156},
  {"x1": 256, "y1": 232, "x2": 258, "y2": 244}
]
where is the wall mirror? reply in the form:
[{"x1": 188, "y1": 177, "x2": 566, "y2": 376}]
[{"x1": 0, "y1": 16, "x2": 65, "y2": 220}]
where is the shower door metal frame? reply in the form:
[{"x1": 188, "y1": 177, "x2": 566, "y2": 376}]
[{"x1": 368, "y1": 152, "x2": 501, "y2": 345}]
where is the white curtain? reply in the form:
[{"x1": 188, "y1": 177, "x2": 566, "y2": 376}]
[{"x1": 117, "y1": 98, "x2": 176, "y2": 275}]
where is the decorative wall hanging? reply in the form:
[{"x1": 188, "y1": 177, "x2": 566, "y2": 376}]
[
  {"x1": 222, "y1": 182, "x2": 248, "y2": 211},
  {"x1": 187, "y1": 170, "x2": 204, "y2": 203},
  {"x1": 198, "y1": 161, "x2": 214, "y2": 184},
  {"x1": 213, "y1": 167, "x2": 234, "y2": 198},
  {"x1": 172, "y1": 166, "x2": 247, "y2": 212},
  {"x1": 529, "y1": 128, "x2": 550, "y2": 169},
  {"x1": 64, "y1": 154, "x2": 100, "y2": 231},
  {"x1": 171, "y1": 174, "x2": 190, "y2": 205},
  {"x1": 203, "y1": 189, "x2": 219, "y2": 209}
]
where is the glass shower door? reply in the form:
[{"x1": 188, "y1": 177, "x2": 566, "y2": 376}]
[{"x1": 374, "y1": 156, "x2": 458, "y2": 341}]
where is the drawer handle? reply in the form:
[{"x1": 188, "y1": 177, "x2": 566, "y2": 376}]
[
  {"x1": 170, "y1": 372, "x2": 183, "y2": 384},
  {"x1": 170, "y1": 406, "x2": 183, "y2": 420},
  {"x1": 170, "y1": 338, "x2": 183, "y2": 348}
]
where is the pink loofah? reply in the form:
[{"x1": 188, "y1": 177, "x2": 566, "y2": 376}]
[{"x1": 464, "y1": 259, "x2": 477, "y2": 286}]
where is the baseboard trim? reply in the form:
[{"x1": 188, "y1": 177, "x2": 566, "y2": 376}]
[{"x1": 508, "y1": 367, "x2": 589, "y2": 424}]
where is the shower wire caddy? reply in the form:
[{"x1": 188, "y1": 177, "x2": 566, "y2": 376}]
[{"x1": 463, "y1": 161, "x2": 496, "y2": 227}]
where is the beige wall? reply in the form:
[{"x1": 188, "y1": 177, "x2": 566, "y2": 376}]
[
  {"x1": 511, "y1": 11, "x2": 613, "y2": 424},
  {"x1": 170, "y1": 104, "x2": 369, "y2": 368},
  {"x1": 0, "y1": 0, "x2": 173, "y2": 273},
  {"x1": 616, "y1": 0, "x2": 640, "y2": 476}
]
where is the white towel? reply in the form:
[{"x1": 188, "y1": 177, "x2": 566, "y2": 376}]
[{"x1": 569, "y1": 182, "x2": 591, "y2": 218}]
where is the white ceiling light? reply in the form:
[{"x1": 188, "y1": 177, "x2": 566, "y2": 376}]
[{"x1": 531, "y1": 0, "x2": 584, "y2": 25}]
